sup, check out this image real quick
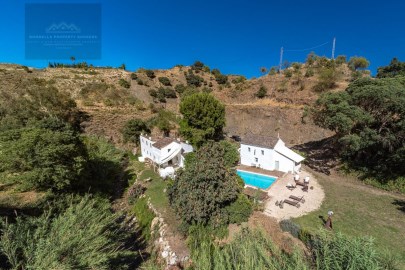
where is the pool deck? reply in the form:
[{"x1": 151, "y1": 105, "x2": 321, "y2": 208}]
[
  {"x1": 263, "y1": 169, "x2": 325, "y2": 221},
  {"x1": 237, "y1": 165, "x2": 285, "y2": 178}
]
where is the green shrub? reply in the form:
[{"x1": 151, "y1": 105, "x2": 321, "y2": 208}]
[
  {"x1": 269, "y1": 67, "x2": 278, "y2": 75},
  {"x1": 305, "y1": 68, "x2": 314, "y2": 77},
  {"x1": 313, "y1": 67, "x2": 339, "y2": 92},
  {"x1": 118, "y1": 78, "x2": 130, "y2": 88},
  {"x1": 145, "y1": 69, "x2": 156, "y2": 78},
  {"x1": 215, "y1": 73, "x2": 228, "y2": 85},
  {"x1": 256, "y1": 85, "x2": 267, "y2": 98},
  {"x1": 130, "y1": 73, "x2": 138, "y2": 80},
  {"x1": 136, "y1": 78, "x2": 144, "y2": 85},
  {"x1": 158, "y1": 76, "x2": 171, "y2": 86},
  {"x1": 185, "y1": 70, "x2": 204, "y2": 87},
  {"x1": 225, "y1": 194, "x2": 253, "y2": 224},
  {"x1": 175, "y1": 84, "x2": 186, "y2": 93},
  {"x1": 232, "y1": 76, "x2": 246, "y2": 84},
  {"x1": 191, "y1": 60, "x2": 205, "y2": 72},
  {"x1": 284, "y1": 69, "x2": 293, "y2": 78},
  {"x1": 121, "y1": 118, "x2": 150, "y2": 144},
  {"x1": 348, "y1": 56, "x2": 370, "y2": 71},
  {"x1": 336, "y1": 55, "x2": 347, "y2": 65}
]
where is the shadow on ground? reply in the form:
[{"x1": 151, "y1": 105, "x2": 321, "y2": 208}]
[{"x1": 392, "y1": 199, "x2": 405, "y2": 214}]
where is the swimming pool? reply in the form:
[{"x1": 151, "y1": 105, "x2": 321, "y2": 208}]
[{"x1": 236, "y1": 170, "x2": 277, "y2": 189}]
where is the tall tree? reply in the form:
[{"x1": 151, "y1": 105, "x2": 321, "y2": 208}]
[
  {"x1": 168, "y1": 143, "x2": 241, "y2": 226},
  {"x1": 311, "y1": 77, "x2": 405, "y2": 177},
  {"x1": 179, "y1": 93, "x2": 225, "y2": 147}
]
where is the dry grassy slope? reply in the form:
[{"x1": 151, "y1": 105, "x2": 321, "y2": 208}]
[{"x1": 0, "y1": 63, "x2": 354, "y2": 146}]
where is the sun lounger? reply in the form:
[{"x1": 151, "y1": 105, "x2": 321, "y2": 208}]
[
  {"x1": 289, "y1": 195, "x2": 305, "y2": 203},
  {"x1": 296, "y1": 181, "x2": 307, "y2": 187},
  {"x1": 283, "y1": 199, "x2": 300, "y2": 208}
]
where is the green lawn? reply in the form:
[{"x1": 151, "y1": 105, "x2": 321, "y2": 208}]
[{"x1": 293, "y1": 168, "x2": 405, "y2": 267}]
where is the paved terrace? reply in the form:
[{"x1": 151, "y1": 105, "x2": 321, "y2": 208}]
[{"x1": 264, "y1": 169, "x2": 325, "y2": 220}]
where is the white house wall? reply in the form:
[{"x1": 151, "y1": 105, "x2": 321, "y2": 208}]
[
  {"x1": 273, "y1": 151, "x2": 295, "y2": 173},
  {"x1": 240, "y1": 143, "x2": 297, "y2": 173},
  {"x1": 140, "y1": 136, "x2": 156, "y2": 162},
  {"x1": 240, "y1": 144, "x2": 275, "y2": 171}
]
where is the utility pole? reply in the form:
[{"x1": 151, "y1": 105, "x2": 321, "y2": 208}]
[
  {"x1": 331, "y1": 37, "x2": 336, "y2": 59},
  {"x1": 279, "y1": 46, "x2": 284, "y2": 72}
]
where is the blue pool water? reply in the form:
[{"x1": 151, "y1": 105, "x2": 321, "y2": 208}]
[{"x1": 236, "y1": 170, "x2": 277, "y2": 189}]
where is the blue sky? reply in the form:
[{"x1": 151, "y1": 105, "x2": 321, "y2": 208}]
[{"x1": 1, "y1": 0, "x2": 405, "y2": 77}]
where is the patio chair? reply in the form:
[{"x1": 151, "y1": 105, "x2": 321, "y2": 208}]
[
  {"x1": 302, "y1": 185, "x2": 309, "y2": 192},
  {"x1": 289, "y1": 195, "x2": 305, "y2": 203},
  {"x1": 283, "y1": 199, "x2": 300, "y2": 208},
  {"x1": 286, "y1": 183, "x2": 296, "y2": 191}
]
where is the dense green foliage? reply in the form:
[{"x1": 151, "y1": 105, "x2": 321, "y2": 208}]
[
  {"x1": 0, "y1": 195, "x2": 137, "y2": 270},
  {"x1": 256, "y1": 85, "x2": 267, "y2": 98},
  {"x1": 224, "y1": 194, "x2": 253, "y2": 224},
  {"x1": 377, "y1": 58, "x2": 405, "y2": 78},
  {"x1": 0, "y1": 118, "x2": 86, "y2": 191},
  {"x1": 179, "y1": 93, "x2": 225, "y2": 147},
  {"x1": 168, "y1": 143, "x2": 241, "y2": 226},
  {"x1": 311, "y1": 77, "x2": 405, "y2": 179},
  {"x1": 219, "y1": 140, "x2": 240, "y2": 168},
  {"x1": 122, "y1": 119, "x2": 150, "y2": 144},
  {"x1": 185, "y1": 70, "x2": 204, "y2": 87},
  {"x1": 348, "y1": 56, "x2": 370, "y2": 71}
]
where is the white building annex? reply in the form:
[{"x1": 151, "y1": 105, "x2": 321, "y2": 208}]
[
  {"x1": 239, "y1": 134, "x2": 305, "y2": 173},
  {"x1": 139, "y1": 134, "x2": 193, "y2": 178}
]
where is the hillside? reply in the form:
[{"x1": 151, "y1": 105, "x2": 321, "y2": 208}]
[{"x1": 0, "y1": 59, "x2": 360, "y2": 146}]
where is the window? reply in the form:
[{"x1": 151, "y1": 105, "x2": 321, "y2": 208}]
[
  {"x1": 254, "y1": 149, "x2": 256, "y2": 155},
  {"x1": 261, "y1": 150, "x2": 264, "y2": 155},
  {"x1": 255, "y1": 157, "x2": 258, "y2": 162},
  {"x1": 168, "y1": 148, "x2": 171, "y2": 152},
  {"x1": 248, "y1": 147, "x2": 251, "y2": 152}
]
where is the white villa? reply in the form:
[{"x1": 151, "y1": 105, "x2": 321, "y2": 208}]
[
  {"x1": 139, "y1": 134, "x2": 193, "y2": 178},
  {"x1": 240, "y1": 134, "x2": 305, "y2": 173}
]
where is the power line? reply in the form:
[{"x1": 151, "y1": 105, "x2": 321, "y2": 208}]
[{"x1": 283, "y1": 41, "x2": 330, "y2": 52}]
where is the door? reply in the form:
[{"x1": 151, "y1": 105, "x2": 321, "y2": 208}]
[{"x1": 275, "y1": 160, "x2": 279, "y2": 171}]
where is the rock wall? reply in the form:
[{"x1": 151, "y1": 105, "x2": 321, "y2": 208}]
[{"x1": 147, "y1": 200, "x2": 190, "y2": 268}]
